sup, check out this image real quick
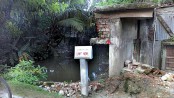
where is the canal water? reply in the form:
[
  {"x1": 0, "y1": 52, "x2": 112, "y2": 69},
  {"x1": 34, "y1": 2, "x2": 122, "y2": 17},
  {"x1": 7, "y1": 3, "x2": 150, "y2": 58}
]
[{"x1": 38, "y1": 44, "x2": 109, "y2": 82}]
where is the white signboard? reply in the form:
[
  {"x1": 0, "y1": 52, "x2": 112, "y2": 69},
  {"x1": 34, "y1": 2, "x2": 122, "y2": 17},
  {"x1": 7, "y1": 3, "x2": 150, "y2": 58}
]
[{"x1": 74, "y1": 46, "x2": 93, "y2": 59}]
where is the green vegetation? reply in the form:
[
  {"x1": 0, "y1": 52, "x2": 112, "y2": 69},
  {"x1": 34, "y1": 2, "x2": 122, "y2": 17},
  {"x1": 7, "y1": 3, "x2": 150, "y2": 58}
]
[
  {"x1": 96, "y1": 0, "x2": 135, "y2": 6},
  {"x1": 168, "y1": 36, "x2": 174, "y2": 41},
  {"x1": 96, "y1": 0, "x2": 161, "y2": 6},
  {"x1": 98, "y1": 79, "x2": 105, "y2": 84},
  {"x1": 0, "y1": 0, "x2": 95, "y2": 96},
  {"x1": 0, "y1": 0, "x2": 94, "y2": 66},
  {"x1": 163, "y1": 36, "x2": 174, "y2": 42},
  {"x1": 8, "y1": 81, "x2": 62, "y2": 98},
  {"x1": 4, "y1": 60, "x2": 47, "y2": 85}
]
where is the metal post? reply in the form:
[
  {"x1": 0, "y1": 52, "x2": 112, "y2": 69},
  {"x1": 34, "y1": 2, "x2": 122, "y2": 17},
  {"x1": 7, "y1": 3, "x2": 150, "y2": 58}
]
[{"x1": 80, "y1": 59, "x2": 88, "y2": 96}]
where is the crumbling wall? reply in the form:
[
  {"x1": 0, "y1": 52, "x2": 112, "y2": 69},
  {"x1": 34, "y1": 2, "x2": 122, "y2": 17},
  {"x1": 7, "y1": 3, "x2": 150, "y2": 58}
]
[{"x1": 109, "y1": 18, "x2": 138, "y2": 77}]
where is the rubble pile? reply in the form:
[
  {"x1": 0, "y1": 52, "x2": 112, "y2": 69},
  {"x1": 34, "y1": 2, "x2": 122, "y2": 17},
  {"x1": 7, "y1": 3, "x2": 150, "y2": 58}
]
[
  {"x1": 38, "y1": 81, "x2": 104, "y2": 97},
  {"x1": 123, "y1": 60, "x2": 174, "y2": 82},
  {"x1": 161, "y1": 73, "x2": 174, "y2": 81},
  {"x1": 118, "y1": 60, "x2": 174, "y2": 97}
]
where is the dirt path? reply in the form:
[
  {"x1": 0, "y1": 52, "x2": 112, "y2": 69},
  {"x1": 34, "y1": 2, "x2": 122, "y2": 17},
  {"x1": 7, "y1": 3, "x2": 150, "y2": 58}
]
[{"x1": 0, "y1": 91, "x2": 22, "y2": 98}]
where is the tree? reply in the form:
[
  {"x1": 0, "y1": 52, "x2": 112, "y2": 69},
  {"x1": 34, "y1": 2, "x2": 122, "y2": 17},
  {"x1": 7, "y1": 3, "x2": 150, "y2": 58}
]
[{"x1": 0, "y1": 0, "x2": 94, "y2": 65}]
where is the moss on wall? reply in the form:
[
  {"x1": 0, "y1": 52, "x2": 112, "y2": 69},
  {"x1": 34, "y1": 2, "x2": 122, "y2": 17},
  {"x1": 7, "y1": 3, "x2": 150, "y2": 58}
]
[{"x1": 94, "y1": 3, "x2": 158, "y2": 13}]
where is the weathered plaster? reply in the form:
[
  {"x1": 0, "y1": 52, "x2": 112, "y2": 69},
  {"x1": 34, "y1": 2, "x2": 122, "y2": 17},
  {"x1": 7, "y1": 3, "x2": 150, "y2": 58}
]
[{"x1": 109, "y1": 18, "x2": 122, "y2": 77}]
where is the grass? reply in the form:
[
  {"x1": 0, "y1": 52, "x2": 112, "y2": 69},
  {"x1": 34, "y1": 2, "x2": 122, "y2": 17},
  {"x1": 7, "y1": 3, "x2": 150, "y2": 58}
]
[{"x1": 8, "y1": 81, "x2": 63, "y2": 98}]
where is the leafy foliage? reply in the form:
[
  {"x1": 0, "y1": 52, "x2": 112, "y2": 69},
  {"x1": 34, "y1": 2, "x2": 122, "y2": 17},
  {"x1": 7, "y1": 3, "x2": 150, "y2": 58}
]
[
  {"x1": 96, "y1": 0, "x2": 163, "y2": 6},
  {"x1": 0, "y1": 0, "x2": 94, "y2": 65},
  {"x1": 96, "y1": 0, "x2": 136, "y2": 6},
  {"x1": 5, "y1": 60, "x2": 47, "y2": 85},
  {"x1": 58, "y1": 18, "x2": 85, "y2": 32},
  {"x1": 5, "y1": 21, "x2": 23, "y2": 37},
  {"x1": 0, "y1": 64, "x2": 10, "y2": 74}
]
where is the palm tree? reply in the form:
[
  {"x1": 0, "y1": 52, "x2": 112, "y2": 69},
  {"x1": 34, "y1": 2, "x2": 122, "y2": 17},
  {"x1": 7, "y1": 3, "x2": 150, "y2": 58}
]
[
  {"x1": 44, "y1": 0, "x2": 90, "y2": 32},
  {"x1": 0, "y1": 0, "x2": 94, "y2": 64}
]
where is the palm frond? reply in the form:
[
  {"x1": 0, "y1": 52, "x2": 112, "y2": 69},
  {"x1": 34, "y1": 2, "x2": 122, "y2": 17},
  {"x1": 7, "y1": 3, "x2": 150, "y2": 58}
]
[
  {"x1": 18, "y1": 41, "x2": 30, "y2": 56},
  {"x1": 58, "y1": 17, "x2": 85, "y2": 32}
]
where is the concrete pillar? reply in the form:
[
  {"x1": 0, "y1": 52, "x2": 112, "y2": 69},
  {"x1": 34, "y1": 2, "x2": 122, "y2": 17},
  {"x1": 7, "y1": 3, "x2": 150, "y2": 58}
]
[
  {"x1": 109, "y1": 18, "x2": 122, "y2": 77},
  {"x1": 80, "y1": 59, "x2": 88, "y2": 96}
]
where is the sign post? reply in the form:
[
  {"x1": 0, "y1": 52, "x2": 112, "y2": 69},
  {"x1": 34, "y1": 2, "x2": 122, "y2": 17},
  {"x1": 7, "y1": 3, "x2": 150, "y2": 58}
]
[{"x1": 74, "y1": 46, "x2": 93, "y2": 96}]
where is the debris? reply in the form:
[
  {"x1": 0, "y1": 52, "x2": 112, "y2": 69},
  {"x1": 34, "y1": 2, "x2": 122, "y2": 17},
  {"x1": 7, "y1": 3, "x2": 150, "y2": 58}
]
[
  {"x1": 110, "y1": 80, "x2": 121, "y2": 94},
  {"x1": 135, "y1": 67, "x2": 145, "y2": 74},
  {"x1": 59, "y1": 90, "x2": 64, "y2": 95},
  {"x1": 151, "y1": 68, "x2": 166, "y2": 76},
  {"x1": 123, "y1": 59, "x2": 174, "y2": 82},
  {"x1": 123, "y1": 60, "x2": 165, "y2": 76},
  {"x1": 124, "y1": 60, "x2": 132, "y2": 66},
  {"x1": 141, "y1": 64, "x2": 152, "y2": 69},
  {"x1": 161, "y1": 73, "x2": 174, "y2": 82},
  {"x1": 39, "y1": 81, "x2": 104, "y2": 97},
  {"x1": 39, "y1": 60, "x2": 174, "y2": 97}
]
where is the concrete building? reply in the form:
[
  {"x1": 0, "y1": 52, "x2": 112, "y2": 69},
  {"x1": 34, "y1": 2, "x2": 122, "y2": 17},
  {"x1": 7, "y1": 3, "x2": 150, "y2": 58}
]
[{"x1": 93, "y1": 3, "x2": 174, "y2": 77}]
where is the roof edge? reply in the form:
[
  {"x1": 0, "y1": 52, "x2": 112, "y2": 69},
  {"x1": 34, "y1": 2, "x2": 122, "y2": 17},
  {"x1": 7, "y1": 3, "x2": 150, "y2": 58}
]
[{"x1": 94, "y1": 3, "x2": 158, "y2": 13}]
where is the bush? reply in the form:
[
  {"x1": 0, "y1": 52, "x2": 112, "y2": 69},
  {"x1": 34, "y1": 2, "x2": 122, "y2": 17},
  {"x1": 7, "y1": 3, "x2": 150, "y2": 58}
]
[{"x1": 5, "y1": 60, "x2": 47, "y2": 85}]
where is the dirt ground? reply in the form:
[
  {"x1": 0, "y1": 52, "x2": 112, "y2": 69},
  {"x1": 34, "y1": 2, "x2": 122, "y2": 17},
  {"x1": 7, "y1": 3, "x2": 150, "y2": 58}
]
[
  {"x1": 6, "y1": 71, "x2": 174, "y2": 98},
  {"x1": 85, "y1": 72, "x2": 174, "y2": 98}
]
